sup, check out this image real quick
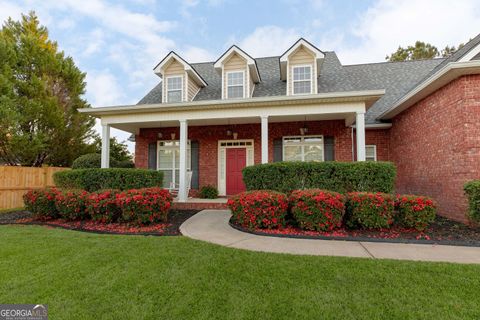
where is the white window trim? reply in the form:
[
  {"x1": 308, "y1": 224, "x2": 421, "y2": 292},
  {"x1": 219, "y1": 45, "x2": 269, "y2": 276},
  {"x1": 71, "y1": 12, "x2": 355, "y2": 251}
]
[
  {"x1": 365, "y1": 145, "x2": 377, "y2": 161},
  {"x1": 166, "y1": 75, "x2": 183, "y2": 103},
  {"x1": 226, "y1": 70, "x2": 245, "y2": 99},
  {"x1": 292, "y1": 64, "x2": 313, "y2": 95},
  {"x1": 217, "y1": 139, "x2": 254, "y2": 196},
  {"x1": 157, "y1": 140, "x2": 191, "y2": 190},
  {"x1": 282, "y1": 135, "x2": 324, "y2": 162}
]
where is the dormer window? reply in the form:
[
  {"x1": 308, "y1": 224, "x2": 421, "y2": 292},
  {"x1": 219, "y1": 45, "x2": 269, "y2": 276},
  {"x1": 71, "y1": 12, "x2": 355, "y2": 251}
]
[
  {"x1": 292, "y1": 65, "x2": 312, "y2": 95},
  {"x1": 226, "y1": 71, "x2": 244, "y2": 99},
  {"x1": 166, "y1": 76, "x2": 183, "y2": 103}
]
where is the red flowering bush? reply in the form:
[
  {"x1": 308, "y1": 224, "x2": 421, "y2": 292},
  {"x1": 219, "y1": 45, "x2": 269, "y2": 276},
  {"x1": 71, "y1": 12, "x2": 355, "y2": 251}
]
[
  {"x1": 227, "y1": 190, "x2": 288, "y2": 230},
  {"x1": 289, "y1": 189, "x2": 346, "y2": 231},
  {"x1": 23, "y1": 188, "x2": 61, "y2": 218},
  {"x1": 86, "y1": 190, "x2": 122, "y2": 223},
  {"x1": 55, "y1": 190, "x2": 90, "y2": 220},
  {"x1": 115, "y1": 187, "x2": 172, "y2": 225},
  {"x1": 395, "y1": 195, "x2": 436, "y2": 231},
  {"x1": 345, "y1": 192, "x2": 395, "y2": 229}
]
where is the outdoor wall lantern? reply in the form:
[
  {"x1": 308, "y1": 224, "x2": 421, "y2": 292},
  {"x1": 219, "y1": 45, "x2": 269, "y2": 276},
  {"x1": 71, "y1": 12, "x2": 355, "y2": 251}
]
[
  {"x1": 157, "y1": 132, "x2": 163, "y2": 139},
  {"x1": 171, "y1": 133, "x2": 176, "y2": 140}
]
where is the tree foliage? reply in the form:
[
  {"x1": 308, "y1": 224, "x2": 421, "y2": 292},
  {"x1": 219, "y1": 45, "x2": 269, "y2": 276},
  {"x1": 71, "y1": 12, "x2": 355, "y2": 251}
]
[
  {"x1": 386, "y1": 41, "x2": 465, "y2": 62},
  {"x1": 92, "y1": 136, "x2": 133, "y2": 162},
  {"x1": 0, "y1": 12, "x2": 95, "y2": 167}
]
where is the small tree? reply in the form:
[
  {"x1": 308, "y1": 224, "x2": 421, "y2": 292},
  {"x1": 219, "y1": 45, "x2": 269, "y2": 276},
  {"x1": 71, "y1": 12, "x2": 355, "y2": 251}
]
[
  {"x1": 386, "y1": 41, "x2": 439, "y2": 61},
  {"x1": 92, "y1": 136, "x2": 133, "y2": 163},
  {"x1": 0, "y1": 12, "x2": 95, "y2": 166}
]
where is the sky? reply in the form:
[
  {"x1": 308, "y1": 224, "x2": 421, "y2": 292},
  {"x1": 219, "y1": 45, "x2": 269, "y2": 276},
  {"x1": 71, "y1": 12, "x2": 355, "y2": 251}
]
[{"x1": 2, "y1": 0, "x2": 480, "y2": 152}]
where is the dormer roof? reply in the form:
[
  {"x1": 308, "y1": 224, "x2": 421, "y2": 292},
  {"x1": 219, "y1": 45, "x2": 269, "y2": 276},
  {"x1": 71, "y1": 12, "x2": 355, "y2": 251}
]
[
  {"x1": 214, "y1": 45, "x2": 261, "y2": 83},
  {"x1": 279, "y1": 38, "x2": 325, "y2": 80},
  {"x1": 153, "y1": 51, "x2": 207, "y2": 87}
]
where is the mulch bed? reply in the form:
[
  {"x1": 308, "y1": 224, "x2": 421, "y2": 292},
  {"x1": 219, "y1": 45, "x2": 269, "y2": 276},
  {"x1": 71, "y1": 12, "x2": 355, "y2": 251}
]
[
  {"x1": 230, "y1": 216, "x2": 480, "y2": 247},
  {"x1": 0, "y1": 210, "x2": 199, "y2": 236}
]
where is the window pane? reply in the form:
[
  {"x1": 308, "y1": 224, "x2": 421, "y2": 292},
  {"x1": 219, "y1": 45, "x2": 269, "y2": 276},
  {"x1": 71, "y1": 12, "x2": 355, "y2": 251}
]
[
  {"x1": 228, "y1": 85, "x2": 243, "y2": 98},
  {"x1": 227, "y1": 72, "x2": 243, "y2": 86},
  {"x1": 158, "y1": 149, "x2": 174, "y2": 169},
  {"x1": 304, "y1": 145, "x2": 323, "y2": 162},
  {"x1": 167, "y1": 90, "x2": 182, "y2": 102},
  {"x1": 293, "y1": 80, "x2": 311, "y2": 94},
  {"x1": 284, "y1": 145, "x2": 302, "y2": 162},
  {"x1": 366, "y1": 145, "x2": 376, "y2": 161},
  {"x1": 160, "y1": 170, "x2": 173, "y2": 189},
  {"x1": 293, "y1": 66, "x2": 311, "y2": 81},
  {"x1": 167, "y1": 77, "x2": 182, "y2": 90}
]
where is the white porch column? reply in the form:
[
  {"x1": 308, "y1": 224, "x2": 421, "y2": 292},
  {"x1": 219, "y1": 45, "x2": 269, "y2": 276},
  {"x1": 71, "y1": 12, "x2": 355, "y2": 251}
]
[
  {"x1": 101, "y1": 124, "x2": 110, "y2": 168},
  {"x1": 356, "y1": 112, "x2": 366, "y2": 161},
  {"x1": 261, "y1": 115, "x2": 269, "y2": 164},
  {"x1": 178, "y1": 119, "x2": 188, "y2": 202}
]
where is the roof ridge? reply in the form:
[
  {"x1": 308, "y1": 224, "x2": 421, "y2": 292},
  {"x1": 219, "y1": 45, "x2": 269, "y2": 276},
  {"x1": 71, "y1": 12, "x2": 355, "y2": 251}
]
[{"x1": 344, "y1": 57, "x2": 445, "y2": 67}]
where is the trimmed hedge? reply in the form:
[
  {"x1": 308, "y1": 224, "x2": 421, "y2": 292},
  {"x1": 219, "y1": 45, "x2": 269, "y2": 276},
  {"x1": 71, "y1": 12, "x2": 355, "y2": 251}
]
[
  {"x1": 243, "y1": 161, "x2": 396, "y2": 194},
  {"x1": 72, "y1": 153, "x2": 134, "y2": 169},
  {"x1": 464, "y1": 180, "x2": 480, "y2": 223},
  {"x1": 289, "y1": 189, "x2": 345, "y2": 231},
  {"x1": 199, "y1": 185, "x2": 219, "y2": 199},
  {"x1": 227, "y1": 190, "x2": 288, "y2": 230},
  {"x1": 53, "y1": 168, "x2": 163, "y2": 192},
  {"x1": 395, "y1": 195, "x2": 436, "y2": 231},
  {"x1": 345, "y1": 192, "x2": 395, "y2": 229}
]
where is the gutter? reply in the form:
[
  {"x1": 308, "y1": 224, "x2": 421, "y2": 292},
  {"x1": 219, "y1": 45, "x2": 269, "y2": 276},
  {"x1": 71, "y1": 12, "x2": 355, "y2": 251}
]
[
  {"x1": 351, "y1": 123, "x2": 392, "y2": 129},
  {"x1": 78, "y1": 89, "x2": 385, "y2": 117},
  {"x1": 379, "y1": 60, "x2": 480, "y2": 120}
]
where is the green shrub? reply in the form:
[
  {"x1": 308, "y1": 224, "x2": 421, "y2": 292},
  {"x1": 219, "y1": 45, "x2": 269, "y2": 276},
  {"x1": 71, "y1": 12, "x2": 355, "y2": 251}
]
[
  {"x1": 23, "y1": 188, "x2": 60, "y2": 218},
  {"x1": 199, "y1": 185, "x2": 218, "y2": 199},
  {"x1": 54, "y1": 189, "x2": 90, "y2": 220},
  {"x1": 71, "y1": 153, "x2": 118, "y2": 169},
  {"x1": 289, "y1": 189, "x2": 346, "y2": 231},
  {"x1": 228, "y1": 190, "x2": 288, "y2": 230},
  {"x1": 53, "y1": 168, "x2": 163, "y2": 192},
  {"x1": 395, "y1": 195, "x2": 436, "y2": 231},
  {"x1": 345, "y1": 192, "x2": 395, "y2": 229},
  {"x1": 116, "y1": 159, "x2": 135, "y2": 168},
  {"x1": 243, "y1": 161, "x2": 396, "y2": 194},
  {"x1": 464, "y1": 180, "x2": 480, "y2": 222}
]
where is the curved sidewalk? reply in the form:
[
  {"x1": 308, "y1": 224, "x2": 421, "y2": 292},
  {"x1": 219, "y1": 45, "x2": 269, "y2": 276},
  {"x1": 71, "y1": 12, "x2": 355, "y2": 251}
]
[{"x1": 180, "y1": 210, "x2": 480, "y2": 264}]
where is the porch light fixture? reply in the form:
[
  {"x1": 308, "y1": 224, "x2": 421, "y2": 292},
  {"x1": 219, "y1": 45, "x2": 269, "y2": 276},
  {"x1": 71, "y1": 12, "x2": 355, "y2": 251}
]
[
  {"x1": 233, "y1": 132, "x2": 238, "y2": 140},
  {"x1": 300, "y1": 117, "x2": 308, "y2": 135},
  {"x1": 171, "y1": 133, "x2": 176, "y2": 140},
  {"x1": 226, "y1": 129, "x2": 233, "y2": 136},
  {"x1": 157, "y1": 132, "x2": 163, "y2": 139}
]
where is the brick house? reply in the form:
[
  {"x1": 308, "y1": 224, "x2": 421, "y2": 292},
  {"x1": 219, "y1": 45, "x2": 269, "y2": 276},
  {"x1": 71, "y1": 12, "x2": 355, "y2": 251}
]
[{"x1": 81, "y1": 37, "x2": 480, "y2": 222}]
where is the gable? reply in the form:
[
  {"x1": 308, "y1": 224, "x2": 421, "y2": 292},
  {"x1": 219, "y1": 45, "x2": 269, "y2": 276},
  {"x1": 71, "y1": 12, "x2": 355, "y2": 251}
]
[{"x1": 289, "y1": 46, "x2": 315, "y2": 65}]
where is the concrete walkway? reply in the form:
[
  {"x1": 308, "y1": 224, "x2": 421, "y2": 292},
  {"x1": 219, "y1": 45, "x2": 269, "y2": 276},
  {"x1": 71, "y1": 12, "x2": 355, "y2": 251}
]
[{"x1": 180, "y1": 210, "x2": 480, "y2": 264}]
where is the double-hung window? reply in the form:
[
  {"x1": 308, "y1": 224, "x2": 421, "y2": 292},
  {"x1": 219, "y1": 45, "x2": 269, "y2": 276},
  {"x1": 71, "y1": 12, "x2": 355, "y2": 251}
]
[
  {"x1": 292, "y1": 65, "x2": 312, "y2": 95},
  {"x1": 166, "y1": 76, "x2": 183, "y2": 102},
  {"x1": 157, "y1": 141, "x2": 191, "y2": 189},
  {"x1": 365, "y1": 145, "x2": 377, "y2": 161},
  {"x1": 283, "y1": 136, "x2": 324, "y2": 162},
  {"x1": 226, "y1": 71, "x2": 244, "y2": 99}
]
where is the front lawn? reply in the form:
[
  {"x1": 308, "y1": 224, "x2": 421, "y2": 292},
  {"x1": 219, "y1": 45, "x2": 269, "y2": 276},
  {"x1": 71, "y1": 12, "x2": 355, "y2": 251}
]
[{"x1": 1, "y1": 226, "x2": 480, "y2": 319}]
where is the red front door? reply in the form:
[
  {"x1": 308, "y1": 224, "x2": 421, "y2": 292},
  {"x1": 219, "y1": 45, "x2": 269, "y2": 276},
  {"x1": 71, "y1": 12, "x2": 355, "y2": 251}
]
[{"x1": 226, "y1": 148, "x2": 247, "y2": 195}]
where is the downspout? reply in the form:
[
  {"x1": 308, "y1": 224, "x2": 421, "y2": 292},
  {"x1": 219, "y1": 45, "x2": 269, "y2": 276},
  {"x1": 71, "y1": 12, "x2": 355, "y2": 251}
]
[{"x1": 351, "y1": 126, "x2": 355, "y2": 161}]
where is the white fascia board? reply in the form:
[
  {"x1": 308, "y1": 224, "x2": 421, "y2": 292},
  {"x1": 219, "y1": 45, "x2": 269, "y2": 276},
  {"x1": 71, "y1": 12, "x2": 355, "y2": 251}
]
[
  {"x1": 351, "y1": 123, "x2": 392, "y2": 129},
  {"x1": 153, "y1": 52, "x2": 207, "y2": 87},
  {"x1": 279, "y1": 38, "x2": 325, "y2": 63},
  {"x1": 214, "y1": 46, "x2": 260, "y2": 83},
  {"x1": 379, "y1": 60, "x2": 480, "y2": 119}
]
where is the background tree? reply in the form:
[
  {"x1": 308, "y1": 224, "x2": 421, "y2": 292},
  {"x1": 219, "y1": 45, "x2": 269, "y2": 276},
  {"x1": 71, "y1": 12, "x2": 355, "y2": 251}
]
[
  {"x1": 92, "y1": 136, "x2": 133, "y2": 162},
  {"x1": 0, "y1": 12, "x2": 95, "y2": 167},
  {"x1": 386, "y1": 41, "x2": 466, "y2": 62}
]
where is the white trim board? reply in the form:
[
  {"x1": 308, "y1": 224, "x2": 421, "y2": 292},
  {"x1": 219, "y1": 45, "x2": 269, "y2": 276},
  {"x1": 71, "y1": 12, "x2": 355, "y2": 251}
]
[{"x1": 217, "y1": 139, "x2": 254, "y2": 196}]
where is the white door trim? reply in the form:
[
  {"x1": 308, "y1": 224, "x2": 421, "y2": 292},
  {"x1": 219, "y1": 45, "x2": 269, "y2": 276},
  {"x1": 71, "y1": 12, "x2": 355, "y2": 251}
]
[{"x1": 217, "y1": 139, "x2": 254, "y2": 196}]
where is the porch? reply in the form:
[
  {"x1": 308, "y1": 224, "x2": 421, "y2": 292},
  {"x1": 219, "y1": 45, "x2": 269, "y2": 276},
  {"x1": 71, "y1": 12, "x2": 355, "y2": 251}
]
[{"x1": 83, "y1": 90, "x2": 385, "y2": 202}]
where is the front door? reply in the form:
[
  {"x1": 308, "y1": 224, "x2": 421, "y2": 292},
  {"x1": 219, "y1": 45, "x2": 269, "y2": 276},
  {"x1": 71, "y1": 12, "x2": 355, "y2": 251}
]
[{"x1": 226, "y1": 148, "x2": 247, "y2": 195}]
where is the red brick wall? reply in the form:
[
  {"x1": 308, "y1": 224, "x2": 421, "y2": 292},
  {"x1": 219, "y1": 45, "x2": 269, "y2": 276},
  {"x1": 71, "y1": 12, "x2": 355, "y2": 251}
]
[
  {"x1": 390, "y1": 75, "x2": 480, "y2": 222},
  {"x1": 134, "y1": 120, "x2": 383, "y2": 187}
]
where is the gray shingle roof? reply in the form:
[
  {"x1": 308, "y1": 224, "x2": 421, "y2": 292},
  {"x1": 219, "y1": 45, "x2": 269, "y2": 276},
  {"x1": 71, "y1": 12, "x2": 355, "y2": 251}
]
[{"x1": 137, "y1": 51, "x2": 445, "y2": 124}]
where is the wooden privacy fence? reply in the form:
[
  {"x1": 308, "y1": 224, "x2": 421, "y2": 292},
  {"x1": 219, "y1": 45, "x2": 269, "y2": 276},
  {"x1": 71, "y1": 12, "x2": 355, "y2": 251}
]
[{"x1": 0, "y1": 166, "x2": 69, "y2": 210}]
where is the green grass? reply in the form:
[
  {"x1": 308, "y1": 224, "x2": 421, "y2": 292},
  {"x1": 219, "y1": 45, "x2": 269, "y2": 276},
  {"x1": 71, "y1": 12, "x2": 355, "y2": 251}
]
[
  {"x1": 1, "y1": 226, "x2": 480, "y2": 319},
  {"x1": 0, "y1": 207, "x2": 23, "y2": 214}
]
